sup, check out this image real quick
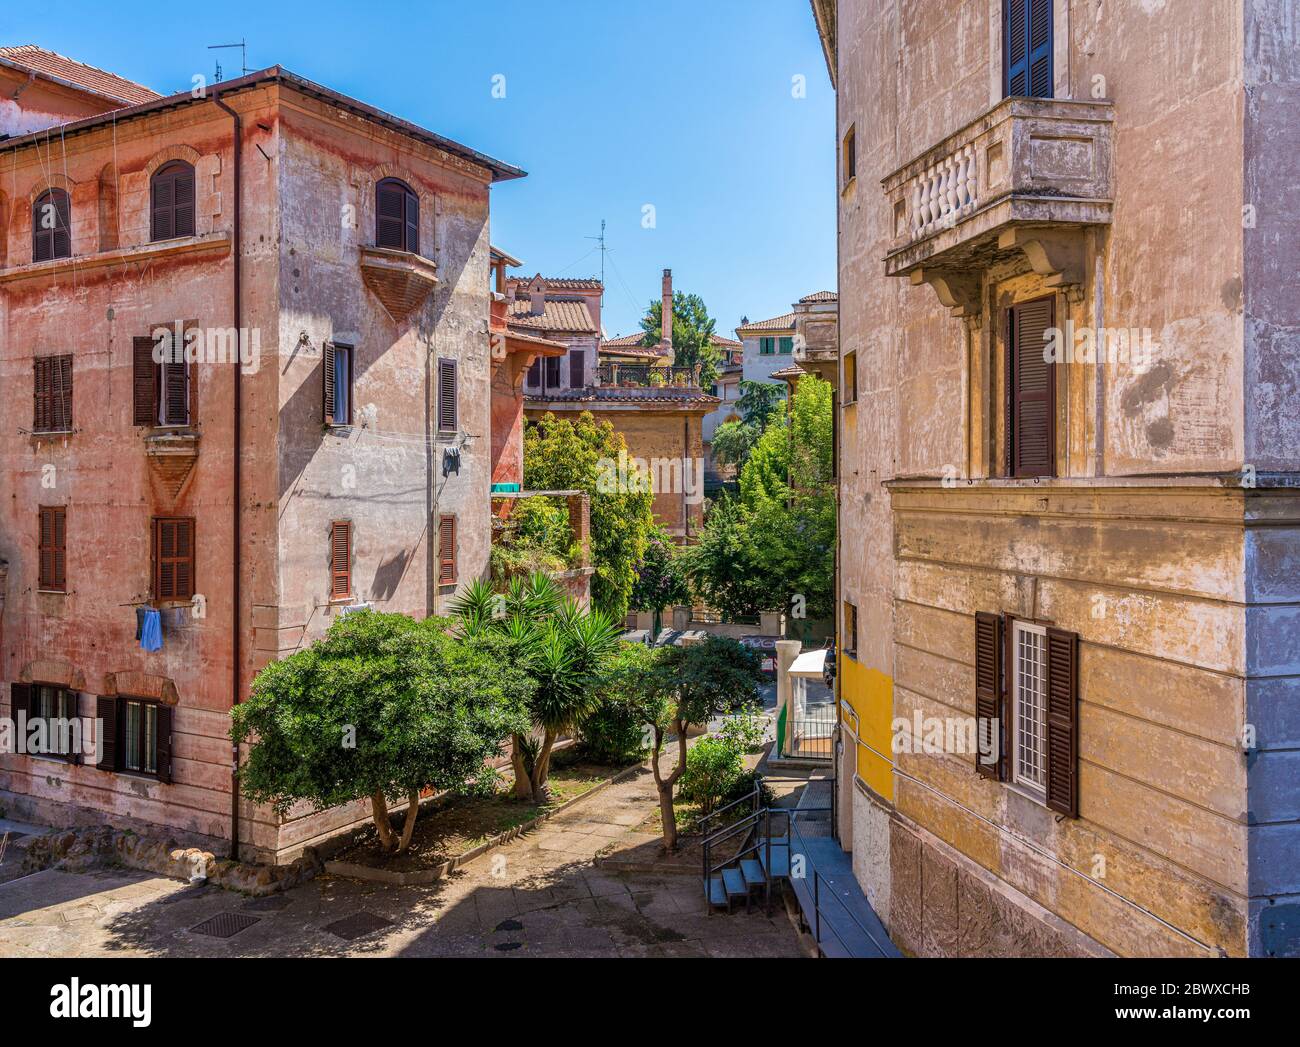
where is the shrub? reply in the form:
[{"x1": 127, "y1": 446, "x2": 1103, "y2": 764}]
[
  {"x1": 677, "y1": 736, "x2": 744, "y2": 817},
  {"x1": 717, "y1": 709, "x2": 768, "y2": 754},
  {"x1": 578, "y1": 644, "x2": 657, "y2": 765}
]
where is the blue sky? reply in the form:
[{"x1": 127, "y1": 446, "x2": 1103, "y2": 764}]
[{"x1": 6, "y1": 0, "x2": 837, "y2": 338}]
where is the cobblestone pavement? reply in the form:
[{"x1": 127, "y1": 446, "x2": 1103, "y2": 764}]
[{"x1": 0, "y1": 767, "x2": 805, "y2": 958}]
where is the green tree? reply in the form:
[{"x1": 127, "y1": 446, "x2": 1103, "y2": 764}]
[
  {"x1": 710, "y1": 419, "x2": 759, "y2": 470},
  {"x1": 450, "y1": 573, "x2": 623, "y2": 802},
  {"x1": 712, "y1": 381, "x2": 789, "y2": 470},
  {"x1": 691, "y1": 376, "x2": 836, "y2": 621},
  {"x1": 629, "y1": 524, "x2": 692, "y2": 614},
  {"x1": 231, "y1": 610, "x2": 530, "y2": 855},
  {"x1": 635, "y1": 637, "x2": 764, "y2": 852},
  {"x1": 524, "y1": 411, "x2": 656, "y2": 620},
  {"x1": 639, "y1": 290, "x2": 722, "y2": 388}
]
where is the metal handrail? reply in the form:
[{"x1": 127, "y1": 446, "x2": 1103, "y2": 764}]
[
  {"x1": 786, "y1": 808, "x2": 891, "y2": 957},
  {"x1": 696, "y1": 782, "x2": 761, "y2": 835},
  {"x1": 703, "y1": 806, "x2": 775, "y2": 915}
]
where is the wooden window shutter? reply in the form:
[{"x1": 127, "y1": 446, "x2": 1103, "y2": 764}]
[
  {"x1": 96, "y1": 696, "x2": 118, "y2": 772},
  {"x1": 376, "y1": 180, "x2": 407, "y2": 249},
  {"x1": 151, "y1": 162, "x2": 195, "y2": 242},
  {"x1": 1045, "y1": 627, "x2": 1079, "y2": 816},
  {"x1": 526, "y1": 358, "x2": 542, "y2": 388},
  {"x1": 330, "y1": 521, "x2": 352, "y2": 598},
  {"x1": 33, "y1": 357, "x2": 51, "y2": 431},
  {"x1": 974, "y1": 611, "x2": 1006, "y2": 780},
  {"x1": 38, "y1": 505, "x2": 66, "y2": 591},
  {"x1": 1007, "y1": 296, "x2": 1056, "y2": 478},
  {"x1": 161, "y1": 333, "x2": 188, "y2": 425},
  {"x1": 10, "y1": 682, "x2": 32, "y2": 721},
  {"x1": 405, "y1": 190, "x2": 419, "y2": 254},
  {"x1": 54, "y1": 354, "x2": 73, "y2": 431},
  {"x1": 155, "y1": 704, "x2": 174, "y2": 784},
  {"x1": 438, "y1": 515, "x2": 456, "y2": 585},
  {"x1": 437, "y1": 357, "x2": 458, "y2": 432},
  {"x1": 133, "y1": 336, "x2": 159, "y2": 425},
  {"x1": 323, "y1": 343, "x2": 337, "y2": 423},
  {"x1": 34, "y1": 355, "x2": 72, "y2": 432},
  {"x1": 1005, "y1": 0, "x2": 1052, "y2": 98},
  {"x1": 569, "y1": 349, "x2": 585, "y2": 387},
  {"x1": 155, "y1": 517, "x2": 195, "y2": 600},
  {"x1": 32, "y1": 189, "x2": 71, "y2": 262}
]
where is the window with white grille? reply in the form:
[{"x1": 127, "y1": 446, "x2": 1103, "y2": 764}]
[{"x1": 1011, "y1": 620, "x2": 1048, "y2": 795}]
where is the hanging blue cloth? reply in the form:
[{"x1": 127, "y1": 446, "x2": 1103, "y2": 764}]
[{"x1": 140, "y1": 608, "x2": 163, "y2": 652}]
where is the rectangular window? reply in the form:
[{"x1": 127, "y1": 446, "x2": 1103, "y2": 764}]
[
  {"x1": 779, "y1": 336, "x2": 794, "y2": 355},
  {"x1": 153, "y1": 517, "x2": 195, "y2": 601},
  {"x1": 526, "y1": 358, "x2": 542, "y2": 390},
  {"x1": 26, "y1": 684, "x2": 78, "y2": 758},
  {"x1": 330, "y1": 520, "x2": 352, "y2": 599},
  {"x1": 759, "y1": 337, "x2": 775, "y2": 356},
  {"x1": 133, "y1": 330, "x2": 191, "y2": 426},
  {"x1": 842, "y1": 125, "x2": 857, "y2": 187},
  {"x1": 569, "y1": 349, "x2": 585, "y2": 388},
  {"x1": 1006, "y1": 296, "x2": 1056, "y2": 478},
  {"x1": 438, "y1": 514, "x2": 457, "y2": 586},
  {"x1": 437, "y1": 357, "x2": 458, "y2": 432},
  {"x1": 544, "y1": 356, "x2": 562, "y2": 390},
  {"x1": 38, "y1": 505, "x2": 67, "y2": 591},
  {"x1": 324, "y1": 342, "x2": 353, "y2": 426},
  {"x1": 1010, "y1": 620, "x2": 1048, "y2": 795},
  {"x1": 33, "y1": 355, "x2": 73, "y2": 433},
  {"x1": 843, "y1": 601, "x2": 858, "y2": 659},
  {"x1": 1005, "y1": 0, "x2": 1053, "y2": 99},
  {"x1": 842, "y1": 350, "x2": 857, "y2": 405},
  {"x1": 114, "y1": 696, "x2": 170, "y2": 780}
]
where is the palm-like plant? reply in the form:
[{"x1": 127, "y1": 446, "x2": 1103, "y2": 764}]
[{"x1": 449, "y1": 574, "x2": 623, "y2": 802}]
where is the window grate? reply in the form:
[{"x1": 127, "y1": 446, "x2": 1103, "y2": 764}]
[{"x1": 1013, "y1": 622, "x2": 1047, "y2": 792}]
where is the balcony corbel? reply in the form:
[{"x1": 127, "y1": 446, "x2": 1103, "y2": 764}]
[
  {"x1": 911, "y1": 268, "x2": 984, "y2": 323},
  {"x1": 997, "y1": 227, "x2": 1088, "y2": 301}
]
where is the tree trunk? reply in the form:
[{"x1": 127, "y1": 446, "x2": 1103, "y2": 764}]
[
  {"x1": 395, "y1": 788, "x2": 421, "y2": 854},
  {"x1": 650, "y1": 720, "x2": 690, "y2": 854},
  {"x1": 531, "y1": 729, "x2": 556, "y2": 805},
  {"x1": 510, "y1": 734, "x2": 532, "y2": 801},
  {"x1": 371, "y1": 790, "x2": 397, "y2": 853}
]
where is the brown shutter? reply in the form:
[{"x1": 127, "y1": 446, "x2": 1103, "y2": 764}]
[
  {"x1": 437, "y1": 358, "x2": 458, "y2": 432},
  {"x1": 404, "y1": 190, "x2": 419, "y2": 254},
  {"x1": 151, "y1": 171, "x2": 174, "y2": 240},
  {"x1": 155, "y1": 705, "x2": 173, "y2": 784},
  {"x1": 172, "y1": 168, "x2": 195, "y2": 237},
  {"x1": 330, "y1": 521, "x2": 352, "y2": 598},
  {"x1": 10, "y1": 682, "x2": 32, "y2": 721},
  {"x1": 38, "y1": 506, "x2": 66, "y2": 591},
  {"x1": 376, "y1": 182, "x2": 406, "y2": 249},
  {"x1": 95, "y1": 696, "x2": 118, "y2": 772},
  {"x1": 569, "y1": 349, "x2": 585, "y2": 387},
  {"x1": 55, "y1": 355, "x2": 72, "y2": 431},
  {"x1": 323, "y1": 344, "x2": 336, "y2": 423},
  {"x1": 438, "y1": 515, "x2": 456, "y2": 585},
  {"x1": 155, "y1": 518, "x2": 195, "y2": 600},
  {"x1": 974, "y1": 611, "x2": 1005, "y2": 780},
  {"x1": 162, "y1": 355, "x2": 188, "y2": 425},
  {"x1": 133, "y1": 336, "x2": 159, "y2": 425},
  {"x1": 1008, "y1": 296, "x2": 1055, "y2": 477},
  {"x1": 1045, "y1": 627, "x2": 1079, "y2": 816},
  {"x1": 33, "y1": 357, "x2": 50, "y2": 431}
]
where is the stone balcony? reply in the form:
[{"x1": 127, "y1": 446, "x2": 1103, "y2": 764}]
[{"x1": 882, "y1": 97, "x2": 1114, "y2": 316}]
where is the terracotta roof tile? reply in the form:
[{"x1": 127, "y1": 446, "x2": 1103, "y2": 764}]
[
  {"x1": 798, "y1": 290, "x2": 838, "y2": 303},
  {"x1": 508, "y1": 298, "x2": 598, "y2": 334},
  {"x1": 769, "y1": 363, "x2": 807, "y2": 380},
  {"x1": 0, "y1": 45, "x2": 159, "y2": 105},
  {"x1": 506, "y1": 276, "x2": 603, "y2": 292},
  {"x1": 526, "y1": 388, "x2": 720, "y2": 406},
  {"x1": 735, "y1": 312, "x2": 796, "y2": 335}
]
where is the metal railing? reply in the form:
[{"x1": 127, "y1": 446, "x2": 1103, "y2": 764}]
[{"x1": 596, "y1": 363, "x2": 702, "y2": 389}]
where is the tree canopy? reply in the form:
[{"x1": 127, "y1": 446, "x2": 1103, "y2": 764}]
[{"x1": 638, "y1": 290, "x2": 722, "y2": 388}]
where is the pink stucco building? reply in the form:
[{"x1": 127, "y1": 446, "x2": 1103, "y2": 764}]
[{"x1": 0, "y1": 46, "x2": 524, "y2": 863}]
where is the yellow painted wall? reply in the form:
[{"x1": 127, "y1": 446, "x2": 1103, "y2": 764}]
[{"x1": 839, "y1": 654, "x2": 894, "y2": 803}]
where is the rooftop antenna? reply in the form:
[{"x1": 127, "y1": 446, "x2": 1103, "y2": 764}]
[
  {"x1": 585, "y1": 219, "x2": 607, "y2": 306},
  {"x1": 208, "y1": 40, "x2": 249, "y2": 84}
]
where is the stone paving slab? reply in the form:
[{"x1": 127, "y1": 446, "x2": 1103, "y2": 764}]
[{"x1": 0, "y1": 758, "x2": 804, "y2": 959}]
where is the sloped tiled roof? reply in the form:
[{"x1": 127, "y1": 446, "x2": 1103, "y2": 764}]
[
  {"x1": 526, "y1": 387, "x2": 720, "y2": 406},
  {"x1": 603, "y1": 332, "x2": 653, "y2": 349},
  {"x1": 506, "y1": 276, "x2": 602, "y2": 292},
  {"x1": 0, "y1": 45, "x2": 160, "y2": 105},
  {"x1": 735, "y1": 312, "x2": 796, "y2": 335},
  {"x1": 769, "y1": 363, "x2": 807, "y2": 381},
  {"x1": 798, "y1": 290, "x2": 838, "y2": 303},
  {"x1": 508, "y1": 298, "x2": 598, "y2": 334}
]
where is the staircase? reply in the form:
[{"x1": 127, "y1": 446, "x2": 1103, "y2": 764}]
[{"x1": 700, "y1": 787, "x2": 790, "y2": 915}]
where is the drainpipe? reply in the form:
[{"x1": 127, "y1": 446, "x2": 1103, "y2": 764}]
[{"x1": 213, "y1": 85, "x2": 243, "y2": 862}]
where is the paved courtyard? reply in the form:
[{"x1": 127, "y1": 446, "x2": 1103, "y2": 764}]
[{"x1": 0, "y1": 767, "x2": 805, "y2": 958}]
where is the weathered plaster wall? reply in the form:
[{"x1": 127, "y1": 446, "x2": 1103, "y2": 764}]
[{"x1": 832, "y1": 0, "x2": 1294, "y2": 955}]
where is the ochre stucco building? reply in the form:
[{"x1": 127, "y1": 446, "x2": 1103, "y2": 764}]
[
  {"x1": 812, "y1": 0, "x2": 1300, "y2": 956},
  {"x1": 0, "y1": 47, "x2": 524, "y2": 863}
]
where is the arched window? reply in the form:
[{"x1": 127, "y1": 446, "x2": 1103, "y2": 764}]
[
  {"x1": 150, "y1": 161, "x2": 195, "y2": 241},
  {"x1": 32, "y1": 188, "x2": 71, "y2": 262},
  {"x1": 375, "y1": 178, "x2": 418, "y2": 253}
]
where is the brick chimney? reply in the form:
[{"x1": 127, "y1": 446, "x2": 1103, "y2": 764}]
[
  {"x1": 661, "y1": 268, "x2": 674, "y2": 363},
  {"x1": 529, "y1": 276, "x2": 547, "y2": 317}
]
